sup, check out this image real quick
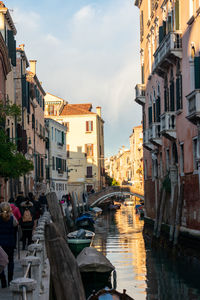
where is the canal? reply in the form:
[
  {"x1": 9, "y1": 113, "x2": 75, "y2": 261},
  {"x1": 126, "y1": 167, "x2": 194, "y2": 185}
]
[{"x1": 92, "y1": 198, "x2": 200, "y2": 300}]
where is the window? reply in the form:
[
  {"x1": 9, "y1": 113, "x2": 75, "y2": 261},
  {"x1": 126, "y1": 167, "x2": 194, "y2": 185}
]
[
  {"x1": 166, "y1": 149, "x2": 170, "y2": 172},
  {"x1": 85, "y1": 144, "x2": 94, "y2": 156},
  {"x1": 77, "y1": 146, "x2": 82, "y2": 152},
  {"x1": 86, "y1": 121, "x2": 93, "y2": 132},
  {"x1": 48, "y1": 104, "x2": 55, "y2": 116},
  {"x1": 148, "y1": 95, "x2": 153, "y2": 125},
  {"x1": 52, "y1": 157, "x2": 55, "y2": 170},
  {"x1": 52, "y1": 127, "x2": 54, "y2": 140},
  {"x1": 67, "y1": 144, "x2": 70, "y2": 158},
  {"x1": 180, "y1": 143, "x2": 184, "y2": 174},
  {"x1": 86, "y1": 166, "x2": 93, "y2": 178},
  {"x1": 40, "y1": 124, "x2": 42, "y2": 135},
  {"x1": 193, "y1": 138, "x2": 198, "y2": 171},
  {"x1": 36, "y1": 120, "x2": 38, "y2": 131}
]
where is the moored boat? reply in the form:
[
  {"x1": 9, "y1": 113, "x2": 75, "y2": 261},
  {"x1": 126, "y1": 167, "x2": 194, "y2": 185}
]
[
  {"x1": 75, "y1": 213, "x2": 95, "y2": 231},
  {"x1": 67, "y1": 229, "x2": 95, "y2": 257},
  {"x1": 77, "y1": 247, "x2": 115, "y2": 283},
  {"x1": 87, "y1": 288, "x2": 134, "y2": 300}
]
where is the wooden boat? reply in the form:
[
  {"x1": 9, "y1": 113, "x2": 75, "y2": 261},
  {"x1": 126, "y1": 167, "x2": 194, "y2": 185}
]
[
  {"x1": 77, "y1": 247, "x2": 115, "y2": 283},
  {"x1": 75, "y1": 213, "x2": 95, "y2": 230},
  {"x1": 87, "y1": 288, "x2": 134, "y2": 300},
  {"x1": 67, "y1": 229, "x2": 95, "y2": 257}
]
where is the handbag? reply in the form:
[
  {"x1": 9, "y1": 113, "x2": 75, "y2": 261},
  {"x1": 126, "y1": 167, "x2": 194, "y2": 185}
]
[{"x1": 0, "y1": 246, "x2": 9, "y2": 273}]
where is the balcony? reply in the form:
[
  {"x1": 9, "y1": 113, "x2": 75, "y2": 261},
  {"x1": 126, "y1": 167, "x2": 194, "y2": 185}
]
[
  {"x1": 135, "y1": 84, "x2": 145, "y2": 106},
  {"x1": 160, "y1": 112, "x2": 176, "y2": 140},
  {"x1": 186, "y1": 90, "x2": 200, "y2": 125},
  {"x1": 153, "y1": 32, "x2": 182, "y2": 77},
  {"x1": 149, "y1": 123, "x2": 162, "y2": 146},
  {"x1": 143, "y1": 129, "x2": 154, "y2": 151},
  {"x1": 57, "y1": 168, "x2": 64, "y2": 175}
]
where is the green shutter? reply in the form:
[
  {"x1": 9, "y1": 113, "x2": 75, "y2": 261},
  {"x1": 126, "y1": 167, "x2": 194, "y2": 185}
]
[
  {"x1": 175, "y1": 0, "x2": 179, "y2": 30},
  {"x1": 62, "y1": 132, "x2": 64, "y2": 144},
  {"x1": 194, "y1": 56, "x2": 200, "y2": 89},
  {"x1": 21, "y1": 75, "x2": 27, "y2": 108},
  {"x1": 7, "y1": 30, "x2": 16, "y2": 66},
  {"x1": 176, "y1": 77, "x2": 180, "y2": 110},
  {"x1": 148, "y1": 106, "x2": 152, "y2": 125},
  {"x1": 156, "y1": 97, "x2": 161, "y2": 122},
  {"x1": 170, "y1": 82, "x2": 175, "y2": 111},
  {"x1": 159, "y1": 26, "x2": 164, "y2": 44}
]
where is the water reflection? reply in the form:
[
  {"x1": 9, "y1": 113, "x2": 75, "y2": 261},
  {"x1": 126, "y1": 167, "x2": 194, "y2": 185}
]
[{"x1": 93, "y1": 200, "x2": 200, "y2": 300}]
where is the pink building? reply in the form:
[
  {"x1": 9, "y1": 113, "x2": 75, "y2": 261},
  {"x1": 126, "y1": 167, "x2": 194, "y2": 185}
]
[{"x1": 135, "y1": 0, "x2": 200, "y2": 246}]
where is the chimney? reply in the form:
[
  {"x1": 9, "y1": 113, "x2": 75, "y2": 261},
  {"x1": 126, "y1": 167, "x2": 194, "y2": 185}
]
[
  {"x1": 96, "y1": 106, "x2": 101, "y2": 117},
  {"x1": 29, "y1": 60, "x2": 37, "y2": 75},
  {"x1": 19, "y1": 44, "x2": 25, "y2": 51}
]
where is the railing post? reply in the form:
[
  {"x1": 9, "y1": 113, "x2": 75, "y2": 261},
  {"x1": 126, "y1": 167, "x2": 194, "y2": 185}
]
[
  {"x1": 28, "y1": 243, "x2": 44, "y2": 293},
  {"x1": 10, "y1": 277, "x2": 36, "y2": 300},
  {"x1": 32, "y1": 234, "x2": 47, "y2": 274},
  {"x1": 20, "y1": 256, "x2": 41, "y2": 299}
]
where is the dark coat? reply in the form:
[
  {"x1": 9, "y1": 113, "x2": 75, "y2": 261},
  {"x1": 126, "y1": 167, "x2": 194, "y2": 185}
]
[{"x1": 0, "y1": 216, "x2": 15, "y2": 247}]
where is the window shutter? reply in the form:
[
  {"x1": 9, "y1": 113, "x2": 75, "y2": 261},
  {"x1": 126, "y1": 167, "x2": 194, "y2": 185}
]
[
  {"x1": 175, "y1": 0, "x2": 179, "y2": 30},
  {"x1": 91, "y1": 144, "x2": 94, "y2": 156},
  {"x1": 86, "y1": 121, "x2": 89, "y2": 132},
  {"x1": 85, "y1": 144, "x2": 87, "y2": 156},
  {"x1": 67, "y1": 144, "x2": 70, "y2": 158},
  {"x1": 156, "y1": 97, "x2": 161, "y2": 122},
  {"x1": 176, "y1": 77, "x2": 180, "y2": 110},
  {"x1": 7, "y1": 30, "x2": 16, "y2": 66},
  {"x1": 52, "y1": 157, "x2": 55, "y2": 170},
  {"x1": 194, "y1": 56, "x2": 200, "y2": 89},
  {"x1": 170, "y1": 81, "x2": 175, "y2": 111},
  {"x1": 91, "y1": 121, "x2": 93, "y2": 131},
  {"x1": 159, "y1": 26, "x2": 164, "y2": 44},
  {"x1": 62, "y1": 132, "x2": 64, "y2": 144},
  {"x1": 153, "y1": 102, "x2": 156, "y2": 122},
  {"x1": 148, "y1": 106, "x2": 152, "y2": 125},
  {"x1": 21, "y1": 75, "x2": 26, "y2": 108},
  {"x1": 26, "y1": 81, "x2": 30, "y2": 113},
  {"x1": 41, "y1": 158, "x2": 44, "y2": 178}
]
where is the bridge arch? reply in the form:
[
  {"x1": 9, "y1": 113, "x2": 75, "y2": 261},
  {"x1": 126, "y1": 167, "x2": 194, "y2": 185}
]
[{"x1": 90, "y1": 191, "x2": 144, "y2": 208}]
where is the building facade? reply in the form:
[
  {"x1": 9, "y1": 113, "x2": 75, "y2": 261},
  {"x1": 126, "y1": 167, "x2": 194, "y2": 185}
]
[
  {"x1": 135, "y1": 0, "x2": 200, "y2": 244},
  {"x1": 45, "y1": 118, "x2": 67, "y2": 200},
  {"x1": 129, "y1": 125, "x2": 144, "y2": 194},
  {"x1": 0, "y1": 2, "x2": 12, "y2": 199},
  {"x1": 45, "y1": 94, "x2": 105, "y2": 198}
]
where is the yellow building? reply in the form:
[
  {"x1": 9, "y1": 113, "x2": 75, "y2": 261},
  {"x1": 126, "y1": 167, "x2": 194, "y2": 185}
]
[
  {"x1": 45, "y1": 93, "x2": 105, "y2": 197},
  {"x1": 129, "y1": 125, "x2": 144, "y2": 194}
]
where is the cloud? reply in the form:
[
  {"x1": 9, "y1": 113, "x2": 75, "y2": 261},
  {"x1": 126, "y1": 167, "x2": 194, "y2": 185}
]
[
  {"x1": 11, "y1": 0, "x2": 141, "y2": 155},
  {"x1": 73, "y1": 5, "x2": 95, "y2": 22}
]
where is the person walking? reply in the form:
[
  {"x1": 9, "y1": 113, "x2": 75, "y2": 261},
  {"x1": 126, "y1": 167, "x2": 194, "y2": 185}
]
[
  {"x1": 20, "y1": 197, "x2": 35, "y2": 250},
  {"x1": 38, "y1": 193, "x2": 48, "y2": 214},
  {"x1": 0, "y1": 202, "x2": 18, "y2": 288}
]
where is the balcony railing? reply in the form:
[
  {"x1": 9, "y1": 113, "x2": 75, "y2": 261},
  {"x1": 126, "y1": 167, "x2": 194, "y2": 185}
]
[
  {"x1": 186, "y1": 90, "x2": 200, "y2": 125},
  {"x1": 153, "y1": 31, "x2": 182, "y2": 75},
  {"x1": 143, "y1": 129, "x2": 154, "y2": 151},
  {"x1": 149, "y1": 123, "x2": 162, "y2": 146},
  {"x1": 135, "y1": 84, "x2": 145, "y2": 106},
  {"x1": 160, "y1": 112, "x2": 176, "y2": 140}
]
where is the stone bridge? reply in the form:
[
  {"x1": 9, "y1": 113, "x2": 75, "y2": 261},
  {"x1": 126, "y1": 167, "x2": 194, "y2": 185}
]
[{"x1": 88, "y1": 186, "x2": 144, "y2": 207}]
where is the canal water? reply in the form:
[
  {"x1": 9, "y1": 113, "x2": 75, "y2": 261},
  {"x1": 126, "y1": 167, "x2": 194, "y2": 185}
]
[{"x1": 92, "y1": 198, "x2": 200, "y2": 300}]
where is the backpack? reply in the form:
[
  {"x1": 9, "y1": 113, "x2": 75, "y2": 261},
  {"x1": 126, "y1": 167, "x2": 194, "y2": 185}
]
[{"x1": 22, "y1": 208, "x2": 33, "y2": 222}]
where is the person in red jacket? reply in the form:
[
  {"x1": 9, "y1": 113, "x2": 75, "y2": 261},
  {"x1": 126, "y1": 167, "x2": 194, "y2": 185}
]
[{"x1": 8, "y1": 198, "x2": 21, "y2": 221}]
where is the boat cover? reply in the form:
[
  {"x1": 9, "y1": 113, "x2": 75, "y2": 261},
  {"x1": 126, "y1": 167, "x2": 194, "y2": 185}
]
[{"x1": 77, "y1": 247, "x2": 115, "y2": 273}]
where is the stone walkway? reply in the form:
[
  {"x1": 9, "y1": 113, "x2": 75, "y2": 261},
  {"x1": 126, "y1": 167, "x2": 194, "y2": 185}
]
[{"x1": 0, "y1": 249, "x2": 49, "y2": 300}]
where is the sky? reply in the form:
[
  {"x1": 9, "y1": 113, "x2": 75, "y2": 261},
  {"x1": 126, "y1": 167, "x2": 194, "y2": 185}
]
[{"x1": 6, "y1": 0, "x2": 142, "y2": 157}]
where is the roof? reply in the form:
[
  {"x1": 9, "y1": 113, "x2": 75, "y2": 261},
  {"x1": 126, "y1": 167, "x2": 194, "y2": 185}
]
[{"x1": 60, "y1": 103, "x2": 95, "y2": 116}]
